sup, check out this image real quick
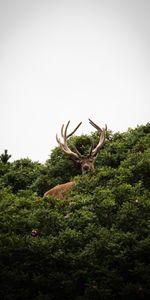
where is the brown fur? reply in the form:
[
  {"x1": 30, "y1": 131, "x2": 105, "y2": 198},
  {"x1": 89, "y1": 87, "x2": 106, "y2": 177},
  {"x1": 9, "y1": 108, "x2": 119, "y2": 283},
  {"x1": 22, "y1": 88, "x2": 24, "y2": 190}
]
[{"x1": 44, "y1": 181, "x2": 75, "y2": 200}]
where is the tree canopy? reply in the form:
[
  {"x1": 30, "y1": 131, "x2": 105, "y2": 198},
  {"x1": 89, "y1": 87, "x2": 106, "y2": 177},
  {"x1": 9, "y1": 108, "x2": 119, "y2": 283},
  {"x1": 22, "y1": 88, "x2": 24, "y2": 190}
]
[{"x1": 0, "y1": 123, "x2": 150, "y2": 299}]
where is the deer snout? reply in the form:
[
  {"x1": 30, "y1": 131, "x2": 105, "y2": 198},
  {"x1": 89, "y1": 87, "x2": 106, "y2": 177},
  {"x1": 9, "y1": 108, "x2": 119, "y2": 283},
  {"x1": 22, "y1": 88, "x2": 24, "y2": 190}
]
[
  {"x1": 82, "y1": 163, "x2": 91, "y2": 173},
  {"x1": 84, "y1": 164, "x2": 90, "y2": 170}
]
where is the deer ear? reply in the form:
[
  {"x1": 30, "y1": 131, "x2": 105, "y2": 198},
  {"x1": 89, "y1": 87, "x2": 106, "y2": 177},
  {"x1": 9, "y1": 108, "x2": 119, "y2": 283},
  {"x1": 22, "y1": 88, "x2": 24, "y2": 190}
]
[{"x1": 91, "y1": 154, "x2": 97, "y2": 160}]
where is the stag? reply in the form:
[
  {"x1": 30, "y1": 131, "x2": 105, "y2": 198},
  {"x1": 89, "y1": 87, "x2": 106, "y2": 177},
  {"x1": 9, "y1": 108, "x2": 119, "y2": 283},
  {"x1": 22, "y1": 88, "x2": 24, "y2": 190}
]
[
  {"x1": 56, "y1": 119, "x2": 107, "y2": 174},
  {"x1": 44, "y1": 119, "x2": 107, "y2": 199}
]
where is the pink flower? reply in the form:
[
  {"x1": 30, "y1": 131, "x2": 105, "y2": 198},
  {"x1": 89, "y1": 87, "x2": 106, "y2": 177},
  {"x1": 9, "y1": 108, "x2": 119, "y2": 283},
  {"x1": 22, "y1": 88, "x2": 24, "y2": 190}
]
[
  {"x1": 31, "y1": 229, "x2": 38, "y2": 237},
  {"x1": 91, "y1": 283, "x2": 97, "y2": 289}
]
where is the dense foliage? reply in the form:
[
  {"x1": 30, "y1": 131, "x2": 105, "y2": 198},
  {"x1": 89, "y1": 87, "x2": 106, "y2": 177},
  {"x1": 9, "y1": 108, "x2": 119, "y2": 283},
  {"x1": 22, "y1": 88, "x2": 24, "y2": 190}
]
[{"x1": 0, "y1": 123, "x2": 150, "y2": 299}]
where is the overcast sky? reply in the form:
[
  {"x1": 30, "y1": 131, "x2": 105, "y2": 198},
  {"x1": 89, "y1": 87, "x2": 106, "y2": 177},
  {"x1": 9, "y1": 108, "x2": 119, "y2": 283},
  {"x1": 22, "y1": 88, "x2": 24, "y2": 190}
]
[{"x1": 0, "y1": 0, "x2": 150, "y2": 163}]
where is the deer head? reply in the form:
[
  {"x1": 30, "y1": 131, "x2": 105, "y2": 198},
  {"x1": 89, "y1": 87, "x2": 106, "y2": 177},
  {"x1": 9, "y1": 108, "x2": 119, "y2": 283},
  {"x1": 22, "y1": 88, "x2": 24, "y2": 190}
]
[{"x1": 56, "y1": 119, "x2": 107, "y2": 174}]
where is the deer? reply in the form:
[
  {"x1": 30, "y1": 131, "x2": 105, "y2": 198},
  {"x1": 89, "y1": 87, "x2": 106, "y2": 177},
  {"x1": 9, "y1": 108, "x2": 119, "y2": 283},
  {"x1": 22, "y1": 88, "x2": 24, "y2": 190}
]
[{"x1": 44, "y1": 119, "x2": 107, "y2": 199}]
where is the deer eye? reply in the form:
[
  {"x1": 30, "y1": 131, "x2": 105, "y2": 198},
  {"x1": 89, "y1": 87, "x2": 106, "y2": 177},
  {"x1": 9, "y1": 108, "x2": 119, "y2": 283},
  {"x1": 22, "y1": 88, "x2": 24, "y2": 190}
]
[{"x1": 89, "y1": 158, "x2": 93, "y2": 162}]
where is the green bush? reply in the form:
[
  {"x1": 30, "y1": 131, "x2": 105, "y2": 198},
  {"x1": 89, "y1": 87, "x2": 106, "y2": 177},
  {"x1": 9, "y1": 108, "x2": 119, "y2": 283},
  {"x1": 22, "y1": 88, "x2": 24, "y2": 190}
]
[{"x1": 0, "y1": 123, "x2": 150, "y2": 299}]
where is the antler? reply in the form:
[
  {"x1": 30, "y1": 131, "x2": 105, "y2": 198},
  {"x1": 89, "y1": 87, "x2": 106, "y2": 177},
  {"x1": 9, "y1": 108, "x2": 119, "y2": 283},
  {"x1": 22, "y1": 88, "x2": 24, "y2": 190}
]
[
  {"x1": 56, "y1": 121, "x2": 82, "y2": 159},
  {"x1": 89, "y1": 119, "x2": 107, "y2": 157}
]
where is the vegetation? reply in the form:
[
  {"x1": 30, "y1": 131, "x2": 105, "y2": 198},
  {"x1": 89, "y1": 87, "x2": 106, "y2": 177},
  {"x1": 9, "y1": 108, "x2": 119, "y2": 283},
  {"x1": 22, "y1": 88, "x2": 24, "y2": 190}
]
[{"x1": 0, "y1": 123, "x2": 150, "y2": 299}]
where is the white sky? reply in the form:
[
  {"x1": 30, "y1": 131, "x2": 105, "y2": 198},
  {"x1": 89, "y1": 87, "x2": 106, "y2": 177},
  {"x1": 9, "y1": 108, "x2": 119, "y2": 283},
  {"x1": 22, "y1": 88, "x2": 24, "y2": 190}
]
[{"x1": 0, "y1": 0, "x2": 150, "y2": 162}]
